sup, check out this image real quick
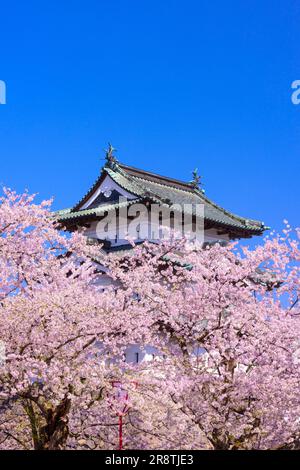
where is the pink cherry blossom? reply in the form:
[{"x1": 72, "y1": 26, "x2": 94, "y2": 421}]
[{"x1": 0, "y1": 189, "x2": 299, "y2": 450}]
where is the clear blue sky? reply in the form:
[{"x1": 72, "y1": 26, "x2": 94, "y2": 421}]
[{"x1": 0, "y1": 0, "x2": 299, "y2": 243}]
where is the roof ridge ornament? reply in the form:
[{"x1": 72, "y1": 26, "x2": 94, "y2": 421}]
[
  {"x1": 190, "y1": 168, "x2": 204, "y2": 192},
  {"x1": 104, "y1": 142, "x2": 118, "y2": 169}
]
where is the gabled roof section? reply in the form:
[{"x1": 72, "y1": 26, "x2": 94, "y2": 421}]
[
  {"x1": 71, "y1": 167, "x2": 141, "y2": 212},
  {"x1": 57, "y1": 155, "x2": 267, "y2": 237},
  {"x1": 71, "y1": 161, "x2": 172, "y2": 213}
]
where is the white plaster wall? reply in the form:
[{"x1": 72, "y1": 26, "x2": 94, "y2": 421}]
[
  {"x1": 125, "y1": 344, "x2": 161, "y2": 364},
  {"x1": 84, "y1": 214, "x2": 227, "y2": 247},
  {"x1": 81, "y1": 174, "x2": 136, "y2": 210}
]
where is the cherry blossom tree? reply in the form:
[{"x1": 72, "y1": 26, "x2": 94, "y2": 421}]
[
  {"x1": 0, "y1": 189, "x2": 150, "y2": 450},
  {"x1": 1, "y1": 188, "x2": 300, "y2": 450},
  {"x1": 110, "y1": 230, "x2": 300, "y2": 449}
]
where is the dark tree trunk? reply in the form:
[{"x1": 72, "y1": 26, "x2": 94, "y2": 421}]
[{"x1": 38, "y1": 396, "x2": 72, "y2": 450}]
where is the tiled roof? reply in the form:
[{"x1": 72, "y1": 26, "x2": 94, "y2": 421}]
[
  {"x1": 56, "y1": 199, "x2": 140, "y2": 221},
  {"x1": 56, "y1": 159, "x2": 267, "y2": 236}
]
